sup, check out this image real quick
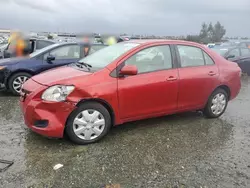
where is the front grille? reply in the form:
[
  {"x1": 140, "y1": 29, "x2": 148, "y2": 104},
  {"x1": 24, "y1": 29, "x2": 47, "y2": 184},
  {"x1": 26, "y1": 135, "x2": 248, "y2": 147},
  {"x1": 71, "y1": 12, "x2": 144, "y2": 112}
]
[{"x1": 34, "y1": 120, "x2": 48, "y2": 128}]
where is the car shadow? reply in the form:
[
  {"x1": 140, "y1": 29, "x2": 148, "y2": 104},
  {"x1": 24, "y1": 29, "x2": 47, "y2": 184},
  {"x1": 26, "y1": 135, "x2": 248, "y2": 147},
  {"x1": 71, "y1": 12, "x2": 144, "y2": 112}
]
[
  {"x1": 21, "y1": 110, "x2": 233, "y2": 188},
  {"x1": 24, "y1": 110, "x2": 227, "y2": 147},
  {"x1": 0, "y1": 90, "x2": 17, "y2": 98}
]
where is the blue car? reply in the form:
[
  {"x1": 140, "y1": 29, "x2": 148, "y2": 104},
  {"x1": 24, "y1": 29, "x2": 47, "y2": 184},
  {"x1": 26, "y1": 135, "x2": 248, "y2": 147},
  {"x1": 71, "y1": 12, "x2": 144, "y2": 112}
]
[{"x1": 0, "y1": 42, "x2": 106, "y2": 95}]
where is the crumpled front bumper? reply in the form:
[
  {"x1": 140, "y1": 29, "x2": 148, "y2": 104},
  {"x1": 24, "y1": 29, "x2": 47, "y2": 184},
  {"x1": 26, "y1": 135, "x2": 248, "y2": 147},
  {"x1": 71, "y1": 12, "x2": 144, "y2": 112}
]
[
  {"x1": 20, "y1": 99, "x2": 76, "y2": 138},
  {"x1": 20, "y1": 79, "x2": 77, "y2": 138}
]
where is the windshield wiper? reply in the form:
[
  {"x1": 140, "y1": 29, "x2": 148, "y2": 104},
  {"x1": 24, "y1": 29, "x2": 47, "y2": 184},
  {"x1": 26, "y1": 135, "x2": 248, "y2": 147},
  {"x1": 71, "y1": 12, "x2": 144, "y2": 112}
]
[
  {"x1": 74, "y1": 61, "x2": 92, "y2": 71},
  {"x1": 79, "y1": 62, "x2": 92, "y2": 68}
]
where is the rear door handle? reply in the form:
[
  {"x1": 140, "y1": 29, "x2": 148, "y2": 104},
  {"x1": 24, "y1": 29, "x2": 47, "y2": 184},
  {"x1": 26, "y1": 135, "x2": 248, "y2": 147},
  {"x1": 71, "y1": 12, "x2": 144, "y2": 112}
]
[
  {"x1": 208, "y1": 71, "x2": 216, "y2": 76},
  {"x1": 167, "y1": 76, "x2": 177, "y2": 81}
]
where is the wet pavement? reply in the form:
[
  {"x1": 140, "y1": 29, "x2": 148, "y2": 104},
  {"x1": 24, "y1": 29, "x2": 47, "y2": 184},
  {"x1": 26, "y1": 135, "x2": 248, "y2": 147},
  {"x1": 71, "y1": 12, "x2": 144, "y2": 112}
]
[{"x1": 0, "y1": 77, "x2": 250, "y2": 188}]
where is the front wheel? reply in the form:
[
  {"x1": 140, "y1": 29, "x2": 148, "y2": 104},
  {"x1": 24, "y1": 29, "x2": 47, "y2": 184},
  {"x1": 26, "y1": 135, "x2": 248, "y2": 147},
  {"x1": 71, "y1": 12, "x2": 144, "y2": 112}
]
[
  {"x1": 65, "y1": 102, "x2": 112, "y2": 145},
  {"x1": 203, "y1": 88, "x2": 229, "y2": 118},
  {"x1": 8, "y1": 72, "x2": 32, "y2": 95}
]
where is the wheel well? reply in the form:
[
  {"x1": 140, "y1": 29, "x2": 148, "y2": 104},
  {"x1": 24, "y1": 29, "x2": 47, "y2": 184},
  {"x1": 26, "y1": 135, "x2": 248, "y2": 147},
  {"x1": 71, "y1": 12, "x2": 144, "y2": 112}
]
[
  {"x1": 5, "y1": 70, "x2": 34, "y2": 89},
  {"x1": 76, "y1": 99, "x2": 115, "y2": 126},
  {"x1": 216, "y1": 85, "x2": 231, "y2": 99}
]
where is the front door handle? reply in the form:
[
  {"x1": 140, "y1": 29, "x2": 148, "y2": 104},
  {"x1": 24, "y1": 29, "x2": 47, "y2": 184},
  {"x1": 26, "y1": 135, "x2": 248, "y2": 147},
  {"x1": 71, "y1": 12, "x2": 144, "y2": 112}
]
[
  {"x1": 208, "y1": 71, "x2": 216, "y2": 76},
  {"x1": 167, "y1": 76, "x2": 177, "y2": 81}
]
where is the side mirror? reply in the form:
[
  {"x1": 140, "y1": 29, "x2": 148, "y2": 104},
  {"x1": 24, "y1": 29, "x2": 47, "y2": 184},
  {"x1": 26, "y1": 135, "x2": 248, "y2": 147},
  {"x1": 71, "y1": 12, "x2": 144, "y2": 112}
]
[
  {"x1": 226, "y1": 54, "x2": 235, "y2": 59},
  {"x1": 47, "y1": 54, "x2": 55, "y2": 63},
  {"x1": 119, "y1": 65, "x2": 138, "y2": 76}
]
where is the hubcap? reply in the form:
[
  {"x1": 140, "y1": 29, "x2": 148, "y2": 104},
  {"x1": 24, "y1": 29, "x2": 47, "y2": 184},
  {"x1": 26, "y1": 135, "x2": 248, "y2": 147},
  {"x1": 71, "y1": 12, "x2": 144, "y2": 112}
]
[
  {"x1": 211, "y1": 93, "x2": 227, "y2": 115},
  {"x1": 73, "y1": 109, "x2": 105, "y2": 140},
  {"x1": 13, "y1": 76, "x2": 29, "y2": 93}
]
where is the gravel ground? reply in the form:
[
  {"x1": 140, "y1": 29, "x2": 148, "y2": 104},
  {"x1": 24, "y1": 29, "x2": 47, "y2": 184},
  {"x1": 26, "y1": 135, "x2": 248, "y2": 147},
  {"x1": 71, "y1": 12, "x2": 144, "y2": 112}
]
[{"x1": 0, "y1": 76, "x2": 249, "y2": 188}]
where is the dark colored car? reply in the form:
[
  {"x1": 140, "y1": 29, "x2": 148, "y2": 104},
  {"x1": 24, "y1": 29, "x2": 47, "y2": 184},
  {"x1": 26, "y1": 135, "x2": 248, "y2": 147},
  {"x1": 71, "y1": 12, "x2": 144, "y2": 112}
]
[
  {"x1": 212, "y1": 46, "x2": 250, "y2": 61},
  {"x1": 20, "y1": 40, "x2": 241, "y2": 144},
  {"x1": 236, "y1": 41, "x2": 250, "y2": 48},
  {"x1": 3, "y1": 38, "x2": 55, "y2": 58},
  {"x1": 231, "y1": 55, "x2": 250, "y2": 76},
  {"x1": 220, "y1": 41, "x2": 250, "y2": 48},
  {"x1": 0, "y1": 42, "x2": 107, "y2": 95},
  {"x1": 212, "y1": 46, "x2": 250, "y2": 74}
]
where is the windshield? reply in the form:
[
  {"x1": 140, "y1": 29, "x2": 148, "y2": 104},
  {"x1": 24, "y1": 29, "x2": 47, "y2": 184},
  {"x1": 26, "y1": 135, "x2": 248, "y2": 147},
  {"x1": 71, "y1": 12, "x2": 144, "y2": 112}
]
[
  {"x1": 211, "y1": 48, "x2": 228, "y2": 56},
  {"x1": 29, "y1": 43, "x2": 60, "y2": 57},
  {"x1": 78, "y1": 42, "x2": 140, "y2": 68}
]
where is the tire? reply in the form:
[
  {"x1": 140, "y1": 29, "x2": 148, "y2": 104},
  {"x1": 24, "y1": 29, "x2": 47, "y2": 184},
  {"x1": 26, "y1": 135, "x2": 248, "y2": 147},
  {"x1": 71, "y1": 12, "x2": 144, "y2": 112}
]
[
  {"x1": 65, "y1": 102, "x2": 112, "y2": 145},
  {"x1": 203, "y1": 88, "x2": 228, "y2": 118},
  {"x1": 8, "y1": 72, "x2": 32, "y2": 95}
]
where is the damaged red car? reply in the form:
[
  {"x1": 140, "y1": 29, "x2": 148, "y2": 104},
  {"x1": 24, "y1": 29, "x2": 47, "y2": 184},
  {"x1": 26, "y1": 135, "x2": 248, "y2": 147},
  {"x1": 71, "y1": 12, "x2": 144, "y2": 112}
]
[{"x1": 20, "y1": 40, "x2": 241, "y2": 144}]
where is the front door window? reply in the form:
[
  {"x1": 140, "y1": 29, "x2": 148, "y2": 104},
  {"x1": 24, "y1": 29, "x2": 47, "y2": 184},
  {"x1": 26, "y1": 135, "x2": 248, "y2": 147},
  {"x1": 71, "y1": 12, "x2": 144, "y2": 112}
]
[{"x1": 125, "y1": 45, "x2": 172, "y2": 73}]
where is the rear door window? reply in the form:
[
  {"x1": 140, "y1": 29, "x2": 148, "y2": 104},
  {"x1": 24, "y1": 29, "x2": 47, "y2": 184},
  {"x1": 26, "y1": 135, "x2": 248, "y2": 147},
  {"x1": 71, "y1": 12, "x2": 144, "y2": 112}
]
[
  {"x1": 203, "y1": 52, "x2": 214, "y2": 65},
  {"x1": 177, "y1": 45, "x2": 205, "y2": 67}
]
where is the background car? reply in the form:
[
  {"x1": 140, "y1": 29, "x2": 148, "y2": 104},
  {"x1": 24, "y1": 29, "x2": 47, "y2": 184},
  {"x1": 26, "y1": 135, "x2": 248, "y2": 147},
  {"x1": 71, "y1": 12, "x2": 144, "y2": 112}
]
[
  {"x1": 0, "y1": 43, "x2": 8, "y2": 58},
  {"x1": 231, "y1": 55, "x2": 250, "y2": 76},
  {"x1": 0, "y1": 42, "x2": 107, "y2": 95},
  {"x1": 20, "y1": 40, "x2": 241, "y2": 144},
  {"x1": 235, "y1": 41, "x2": 250, "y2": 48},
  {"x1": 220, "y1": 41, "x2": 238, "y2": 47},
  {"x1": 211, "y1": 46, "x2": 250, "y2": 61},
  {"x1": 2, "y1": 38, "x2": 55, "y2": 58}
]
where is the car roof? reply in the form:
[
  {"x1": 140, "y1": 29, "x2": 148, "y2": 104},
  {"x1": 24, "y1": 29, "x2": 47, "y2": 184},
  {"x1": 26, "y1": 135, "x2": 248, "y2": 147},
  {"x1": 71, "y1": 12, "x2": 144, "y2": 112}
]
[
  {"x1": 213, "y1": 46, "x2": 235, "y2": 50},
  {"x1": 29, "y1": 41, "x2": 107, "y2": 49},
  {"x1": 28, "y1": 38, "x2": 56, "y2": 43},
  {"x1": 57, "y1": 42, "x2": 107, "y2": 46},
  {"x1": 125, "y1": 39, "x2": 201, "y2": 46},
  {"x1": 215, "y1": 46, "x2": 249, "y2": 50},
  {"x1": 239, "y1": 41, "x2": 250, "y2": 43}
]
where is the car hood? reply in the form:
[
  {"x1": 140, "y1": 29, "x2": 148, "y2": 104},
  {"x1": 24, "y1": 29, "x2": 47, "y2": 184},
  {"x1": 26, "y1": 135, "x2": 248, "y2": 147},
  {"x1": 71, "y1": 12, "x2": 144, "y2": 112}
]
[
  {"x1": 31, "y1": 66, "x2": 92, "y2": 86},
  {"x1": 0, "y1": 57, "x2": 28, "y2": 66}
]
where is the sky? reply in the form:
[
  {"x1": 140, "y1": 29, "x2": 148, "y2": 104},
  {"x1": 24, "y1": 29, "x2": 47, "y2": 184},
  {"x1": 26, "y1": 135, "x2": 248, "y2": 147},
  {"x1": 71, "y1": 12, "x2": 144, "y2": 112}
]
[{"x1": 0, "y1": 0, "x2": 249, "y2": 36}]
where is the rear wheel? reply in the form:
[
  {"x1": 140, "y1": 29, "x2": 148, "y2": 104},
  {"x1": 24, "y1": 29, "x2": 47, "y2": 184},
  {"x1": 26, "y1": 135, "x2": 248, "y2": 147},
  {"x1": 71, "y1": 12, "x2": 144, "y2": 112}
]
[
  {"x1": 65, "y1": 102, "x2": 112, "y2": 145},
  {"x1": 8, "y1": 72, "x2": 32, "y2": 95},
  {"x1": 203, "y1": 88, "x2": 228, "y2": 118}
]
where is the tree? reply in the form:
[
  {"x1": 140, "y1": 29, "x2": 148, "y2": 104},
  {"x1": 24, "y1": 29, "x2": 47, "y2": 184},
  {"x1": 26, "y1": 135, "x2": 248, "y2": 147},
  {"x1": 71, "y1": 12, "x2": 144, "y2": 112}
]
[
  {"x1": 212, "y1": 21, "x2": 226, "y2": 42},
  {"x1": 186, "y1": 21, "x2": 226, "y2": 43},
  {"x1": 207, "y1": 22, "x2": 214, "y2": 42},
  {"x1": 199, "y1": 23, "x2": 210, "y2": 44},
  {"x1": 185, "y1": 35, "x2": 201, "y2": 43},
  {"x1": 199, "y1": 23, "x2": 208, "y2": 39}
]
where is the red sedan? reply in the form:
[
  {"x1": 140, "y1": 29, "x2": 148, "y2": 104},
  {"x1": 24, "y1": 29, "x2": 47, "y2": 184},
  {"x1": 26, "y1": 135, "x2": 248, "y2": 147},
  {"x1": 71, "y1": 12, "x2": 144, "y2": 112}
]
[{"x1": 20, "y1": 40, "x2": 241, "y2": 144}]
